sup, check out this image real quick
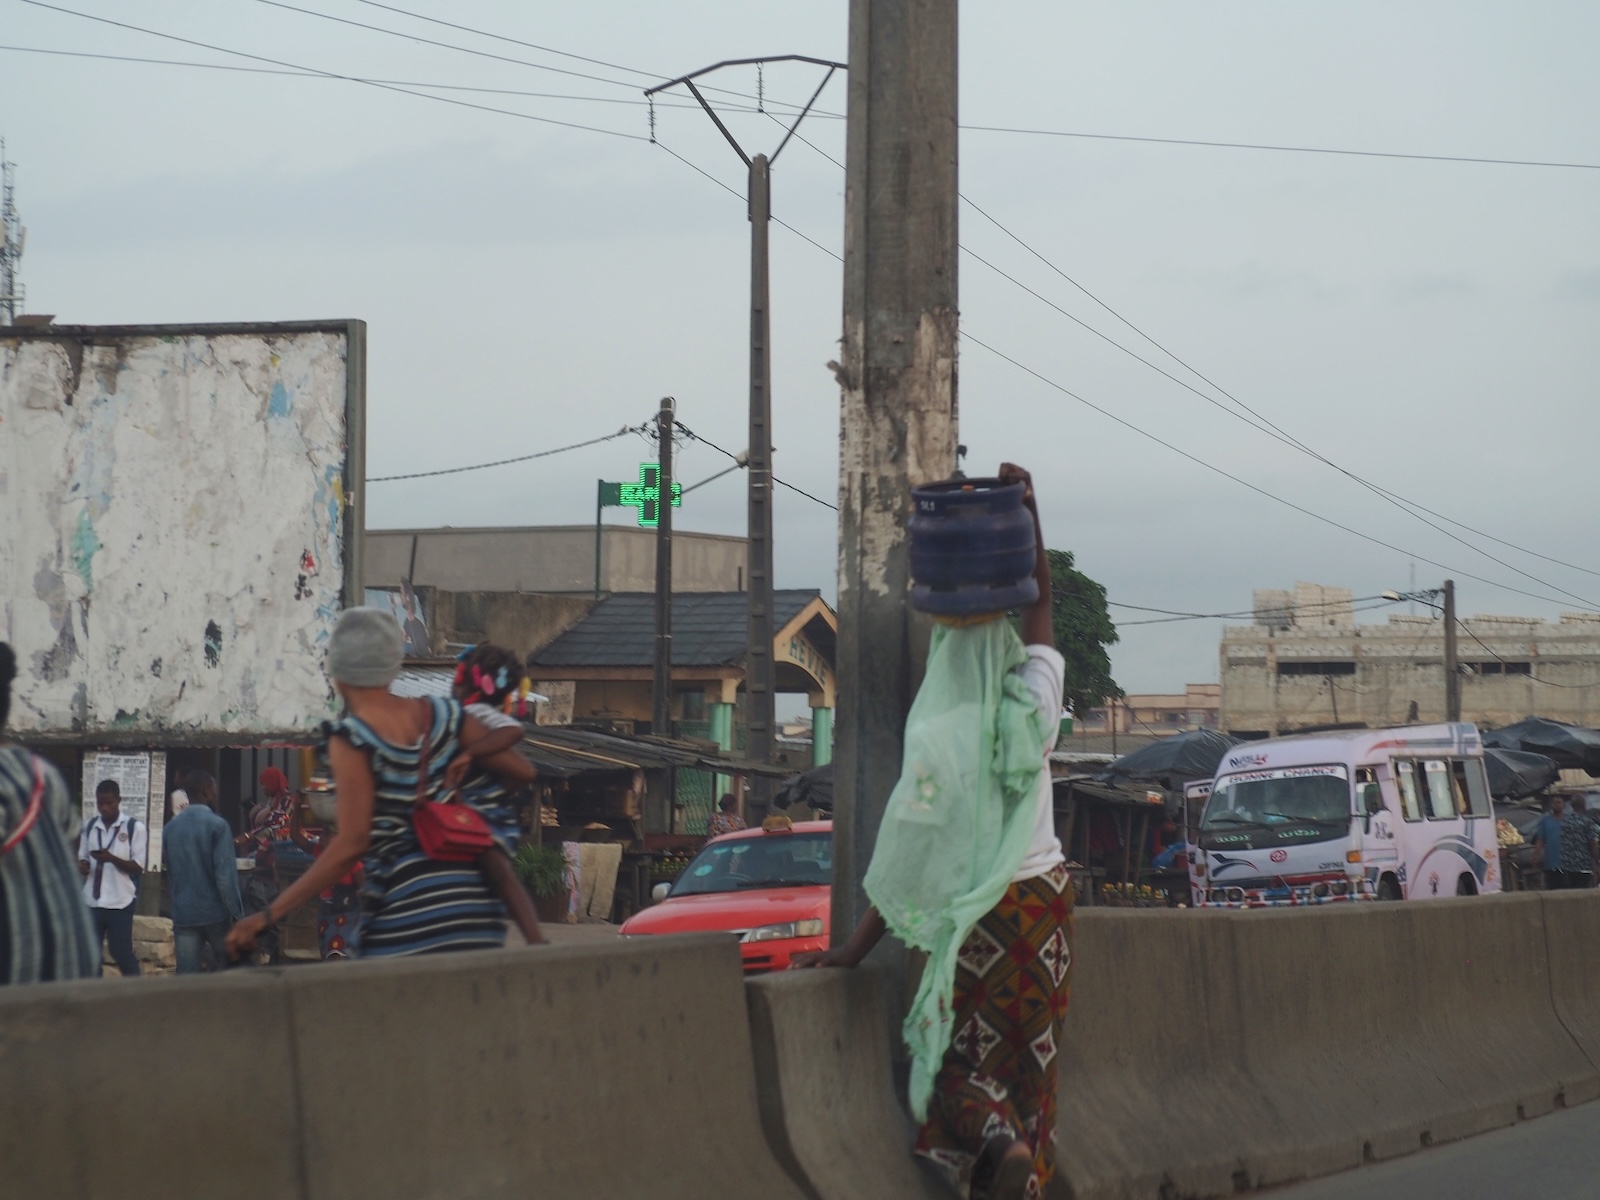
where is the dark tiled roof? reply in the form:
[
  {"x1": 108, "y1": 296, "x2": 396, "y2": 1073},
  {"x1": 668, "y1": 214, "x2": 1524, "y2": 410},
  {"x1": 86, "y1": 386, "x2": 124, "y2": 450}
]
[{"x1": 531, "y1": 590, "x2": 821, "y2": 668}]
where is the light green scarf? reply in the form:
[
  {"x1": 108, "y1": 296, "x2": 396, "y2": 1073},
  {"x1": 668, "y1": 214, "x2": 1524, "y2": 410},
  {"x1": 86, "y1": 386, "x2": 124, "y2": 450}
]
[{"x1": 863, "y1": 619, "x2": 1050, "y2": 1120}]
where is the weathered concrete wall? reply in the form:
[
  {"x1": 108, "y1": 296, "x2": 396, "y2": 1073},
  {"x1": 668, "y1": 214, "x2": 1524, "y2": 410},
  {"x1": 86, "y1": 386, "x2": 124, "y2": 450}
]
[
  {"x1": 2, "y1": 325, "x2": 360, "y2": 741},
  {"x1": 366, "y1": 525, "x2": 748, "y2": 594}
]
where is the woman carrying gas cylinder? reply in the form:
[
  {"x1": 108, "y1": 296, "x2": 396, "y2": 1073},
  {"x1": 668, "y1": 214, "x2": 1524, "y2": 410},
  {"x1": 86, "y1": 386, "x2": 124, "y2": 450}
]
[{"x1": 794, "y1": 463, "x2": 1072, "y2": 1200}]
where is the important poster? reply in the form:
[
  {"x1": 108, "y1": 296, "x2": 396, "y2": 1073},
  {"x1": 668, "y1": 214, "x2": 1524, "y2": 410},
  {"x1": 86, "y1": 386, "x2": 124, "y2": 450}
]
[{"x1": 80, "y1": 751, "x2": 155, "y2": 869}]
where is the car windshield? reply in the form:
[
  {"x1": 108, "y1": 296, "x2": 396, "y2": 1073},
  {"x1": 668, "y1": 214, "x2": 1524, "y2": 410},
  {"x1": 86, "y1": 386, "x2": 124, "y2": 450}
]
[
  {"x1": 1203, "y1": 765, "x2": 1351, "y2": 829},
  {"x1": 669, "y1": 831, "x2": 833, "y2": 897}
]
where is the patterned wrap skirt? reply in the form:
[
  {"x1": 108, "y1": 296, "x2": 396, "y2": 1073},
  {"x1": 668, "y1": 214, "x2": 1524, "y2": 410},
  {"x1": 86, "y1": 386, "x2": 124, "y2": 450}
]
[{"x1": 914, "y1": 862, "x2": 1075, "y2": 1198}]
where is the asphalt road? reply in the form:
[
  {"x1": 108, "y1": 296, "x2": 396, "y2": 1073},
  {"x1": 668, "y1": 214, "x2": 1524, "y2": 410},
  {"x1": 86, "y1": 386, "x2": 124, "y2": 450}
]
[{"x1": 1265, "y1": 1101, "x2": 1600, "y2": 1198}]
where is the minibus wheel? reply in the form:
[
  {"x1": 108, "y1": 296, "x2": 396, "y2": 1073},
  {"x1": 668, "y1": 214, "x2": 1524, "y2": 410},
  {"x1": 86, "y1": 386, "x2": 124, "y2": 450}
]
[
  {"x1": 1377, "y1": 875, "x2": 1402, "y2": 901},
  {"x1": 1456, "y1": 875, "x2": 1477, "y2": 896}
]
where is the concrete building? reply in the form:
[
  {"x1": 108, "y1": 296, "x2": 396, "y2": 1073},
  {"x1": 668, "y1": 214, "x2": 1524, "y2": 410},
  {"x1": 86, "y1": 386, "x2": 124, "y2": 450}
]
[
  {"x1": 1078, "y1": 685, "x2": 1222, "y2": 737},
  {"x1": 366, "y1": 525, "x2": 748, "y2": 596},
  {"x1": 363, "y1": 525, "x2": 749, "y2": 657},
  {"x1": 1220, "y1": 581, "x2": 1600, "y2": 735}
]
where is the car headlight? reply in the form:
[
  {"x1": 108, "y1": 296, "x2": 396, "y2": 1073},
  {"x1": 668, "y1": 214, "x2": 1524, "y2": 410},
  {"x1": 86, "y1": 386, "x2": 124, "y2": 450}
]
[{"x1": 743, "y1": 918, "x2": 825, "y2": 942}]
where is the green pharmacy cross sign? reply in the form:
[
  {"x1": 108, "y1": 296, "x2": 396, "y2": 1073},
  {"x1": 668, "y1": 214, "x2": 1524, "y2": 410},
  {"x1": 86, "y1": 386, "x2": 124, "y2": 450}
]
[{"x1": 600, "y1": 463, "x2": 682, "y2": 529}]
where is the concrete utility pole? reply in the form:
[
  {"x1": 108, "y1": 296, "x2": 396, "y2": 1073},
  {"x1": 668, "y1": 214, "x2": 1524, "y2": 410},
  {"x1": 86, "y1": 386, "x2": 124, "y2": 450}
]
[
  {"x1": 1444, "y1": 579, "x2": 1460, "y2": 722},
  {"x1": 652, "y1": 396, "x2": 677, "y2": 740},
  {"x1": 746, "y1": 152, "x2": 777, "y2": 808},
  {"x1": 0, "y1": 140, "x2": 23, "y2": 325},
  {"x1": 645, "y1": 56, "x2": 842, "y2": 813},
  {"x1": 832, "y1": 0, "x2": 961, "y2": 946}
]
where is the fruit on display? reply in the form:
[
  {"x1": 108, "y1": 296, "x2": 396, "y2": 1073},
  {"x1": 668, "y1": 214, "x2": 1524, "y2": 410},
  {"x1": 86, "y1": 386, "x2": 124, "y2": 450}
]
[{"x1": 1495, "y1": 818, "x2": 1525, "y2": 848}]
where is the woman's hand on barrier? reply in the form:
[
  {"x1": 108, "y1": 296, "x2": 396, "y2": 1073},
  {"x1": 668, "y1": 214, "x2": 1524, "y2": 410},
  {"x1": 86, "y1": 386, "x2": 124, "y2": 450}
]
[{"x1": 225, "y1": 911, "x2": 272, "y2": 960}]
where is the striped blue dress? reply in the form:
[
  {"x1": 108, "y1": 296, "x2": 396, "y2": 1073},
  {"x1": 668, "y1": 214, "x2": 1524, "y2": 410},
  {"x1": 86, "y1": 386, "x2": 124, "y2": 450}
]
[
  {"x1": 339, "y1": 697, "x2": 511, "y2": 957},
  {"x1": 0, "y1": 746, "x2": 98, "y2": 984}
]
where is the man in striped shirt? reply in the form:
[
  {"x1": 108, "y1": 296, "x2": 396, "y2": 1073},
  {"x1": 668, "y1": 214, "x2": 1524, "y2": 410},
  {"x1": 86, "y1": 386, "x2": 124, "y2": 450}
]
[{"x1": 0, "y1": 642, "x2": 98, "y2": 985}]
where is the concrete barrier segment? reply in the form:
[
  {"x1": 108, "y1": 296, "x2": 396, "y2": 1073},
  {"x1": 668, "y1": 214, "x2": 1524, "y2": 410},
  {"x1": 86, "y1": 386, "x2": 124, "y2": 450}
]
[
  {"x1": 1050, "y1": 910, "x2": 1299, "y2": 1200},
  {"x1": 1538, "y1": 890, "x2": 1600, "y2": 1105},
  {"x1": 0, "y1": 968, "x2": 302, "y2": 1200},
  {"x1": 745, "y1": 966, "x2": 950, "y2": 1200},
  {"x1": 288, "y1": 933, "x2": 809, "y2": 1200}
]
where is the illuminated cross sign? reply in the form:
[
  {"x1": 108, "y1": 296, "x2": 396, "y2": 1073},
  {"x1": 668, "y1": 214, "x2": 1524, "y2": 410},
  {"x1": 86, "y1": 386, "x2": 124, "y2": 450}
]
[{"x1": 599, "y1": 463, "x2": 682, "y2": 529}]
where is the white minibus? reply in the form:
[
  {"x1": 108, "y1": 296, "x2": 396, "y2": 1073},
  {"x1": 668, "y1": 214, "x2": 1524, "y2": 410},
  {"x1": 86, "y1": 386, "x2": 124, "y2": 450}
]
[{"x1": 1191, "y1": 723, "x2": 1501, "y2": 907}]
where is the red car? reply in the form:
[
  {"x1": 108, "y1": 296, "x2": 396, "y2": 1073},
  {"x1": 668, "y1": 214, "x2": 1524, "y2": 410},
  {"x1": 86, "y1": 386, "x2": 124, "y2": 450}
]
[{"x1": 619, "y1": 820, "x2": 831, "y2": 974}]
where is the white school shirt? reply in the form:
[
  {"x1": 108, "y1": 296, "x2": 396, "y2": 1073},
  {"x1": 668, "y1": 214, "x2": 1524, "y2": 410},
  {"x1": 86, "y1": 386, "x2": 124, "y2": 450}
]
[
  {"x1": 1011, "y1": 644, "x2": 1067, "y2": 883},
  {"x1": 78, "y1": 813, "x2": 148, "y2": 910}
]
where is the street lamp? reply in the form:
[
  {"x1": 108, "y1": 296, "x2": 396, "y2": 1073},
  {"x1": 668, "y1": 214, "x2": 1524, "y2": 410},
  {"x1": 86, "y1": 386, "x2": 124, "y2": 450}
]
[{"x1": 1383, "y1": 581, "x2": 1459, "y2": 722}]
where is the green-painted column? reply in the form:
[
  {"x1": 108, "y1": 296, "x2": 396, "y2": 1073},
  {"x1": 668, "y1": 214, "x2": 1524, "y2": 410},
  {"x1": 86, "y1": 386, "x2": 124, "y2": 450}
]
[
  {"x1": 811, "y1": 706, "x2": 833, "y2": 767},
  {"x1": 709, "y1": 700, "x2": 735, "y2": 796}
]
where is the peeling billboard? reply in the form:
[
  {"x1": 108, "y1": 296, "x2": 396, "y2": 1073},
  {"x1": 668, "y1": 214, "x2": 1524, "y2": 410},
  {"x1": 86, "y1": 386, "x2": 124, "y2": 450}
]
[{"x1": 1, "y1": 321, "x2": 365, "y2": 744}]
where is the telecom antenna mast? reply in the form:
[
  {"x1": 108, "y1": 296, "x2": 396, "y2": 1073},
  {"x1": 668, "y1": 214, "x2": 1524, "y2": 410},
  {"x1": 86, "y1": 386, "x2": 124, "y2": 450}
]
[{"x1": 1, "y1": 140, "x2": 24, "y2": 325}]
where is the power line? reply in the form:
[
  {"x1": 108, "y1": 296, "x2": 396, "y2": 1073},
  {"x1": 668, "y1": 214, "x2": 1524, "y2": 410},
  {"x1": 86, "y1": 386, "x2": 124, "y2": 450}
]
[
  {"x1": 958, "y1": 123, "x2": 1600, "y2": 172},
  {"x1": 366, "y1": 425, "x2": 644, "y2": 482},
  {"x1": 1116, "y1": 600, "x2": 1400, "y2": 627},
  {"x1": 957, "y1": 196, "x2": 1600, "y2": 601},
  {"x1": 347, "y1": 0, "x2": 838, "y2": 115},
  {"x1": 677, "y1": 424, "x2": 838, "y2": 512},
  {"x1": 17, "y1": 1, "x2": 649, "y2": 141},
  {"x1": 961, "y1": 331, "x2": 1592, "y2": 611},
  {"x1": 250, "y1": 0, "x2": 650, "y2": 95},
  {"x1": 23, "y1": 4, "x2": 1588, "y2": 588},
  {"x1": 0, "y1": 44, "x2": 749, "y2": 110},
  {"x1": 1108, "y1": 595, "x2": 1391, "y2": 619},
  {"x1": 770, "y1": 121, "x2": 1600, "y2": 603}
]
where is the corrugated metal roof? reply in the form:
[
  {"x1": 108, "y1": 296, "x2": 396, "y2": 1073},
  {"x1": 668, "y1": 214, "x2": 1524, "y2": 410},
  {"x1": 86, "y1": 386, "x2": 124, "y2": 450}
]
[
  {"x1": 390, "y1": 665, "x2": 548, "y2": 704},
  {"x1": 515, "y1": 726, "x2": 791, "y2": 780},
  {"x1": 530, "y1": 590, "x2": 822, "y2": 668}
]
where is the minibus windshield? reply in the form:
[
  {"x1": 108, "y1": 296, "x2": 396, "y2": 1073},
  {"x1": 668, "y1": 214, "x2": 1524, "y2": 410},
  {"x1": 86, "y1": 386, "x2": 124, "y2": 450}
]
[{"x1": 1203, "y1": 765, "x2": 1350, "y2": 830}]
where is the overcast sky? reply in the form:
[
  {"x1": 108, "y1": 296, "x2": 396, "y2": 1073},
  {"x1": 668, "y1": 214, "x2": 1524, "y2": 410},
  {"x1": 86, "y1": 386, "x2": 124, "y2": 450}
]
[{"x1": 4, "y1": 0, "x2": 1596, "y2": 697}]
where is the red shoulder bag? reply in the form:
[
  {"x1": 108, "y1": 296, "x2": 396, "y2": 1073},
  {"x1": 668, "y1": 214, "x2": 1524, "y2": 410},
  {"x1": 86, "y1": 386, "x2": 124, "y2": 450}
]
[{"x1": 411, "y1": 745, "x2": 496, "y2": 862}]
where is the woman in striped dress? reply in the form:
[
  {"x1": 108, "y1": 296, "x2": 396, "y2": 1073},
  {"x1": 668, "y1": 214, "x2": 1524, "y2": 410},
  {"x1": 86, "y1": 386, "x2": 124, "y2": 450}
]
[
  {"x1": 0, "y1": 643, "x2": 99, "y2": 984},
  {"x1": 227, "y1": 609, "x2": 526, "y2": 960}
]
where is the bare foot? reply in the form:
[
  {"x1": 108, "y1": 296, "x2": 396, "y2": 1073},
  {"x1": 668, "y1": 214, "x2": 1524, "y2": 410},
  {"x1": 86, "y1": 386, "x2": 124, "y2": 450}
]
[{"x1": 986, "y1": 1140, "x2": 1035, "y2": 1200}]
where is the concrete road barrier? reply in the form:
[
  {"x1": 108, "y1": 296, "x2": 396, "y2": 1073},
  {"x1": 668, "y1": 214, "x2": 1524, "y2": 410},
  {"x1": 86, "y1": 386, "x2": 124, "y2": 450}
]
[
  {"x1": 746, "y1": 967, "x2": 948, "y2": 1200},
  {"x1": 1539, "y1": 889, "x2": 1600, "y2": 1106},
  {"x1": 1052, "y1": 910, "x2": 1298, "y2": 1200},
  {"x1": 0, "y1": 970, "x2": 301, "y2": 1200},
  {"x1": 0, "y1": 934, "x2": 808, "y2": 1200}
]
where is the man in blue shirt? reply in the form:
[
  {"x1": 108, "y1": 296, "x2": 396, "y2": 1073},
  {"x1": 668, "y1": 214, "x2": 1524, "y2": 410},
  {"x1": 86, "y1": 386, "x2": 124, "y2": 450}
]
[
  {"x1": 1531, "y1": 796, "x2": 1566, "y2": 891},
  {"x1": 161, "y1": 771, "x2": 244, "y2": 973}
]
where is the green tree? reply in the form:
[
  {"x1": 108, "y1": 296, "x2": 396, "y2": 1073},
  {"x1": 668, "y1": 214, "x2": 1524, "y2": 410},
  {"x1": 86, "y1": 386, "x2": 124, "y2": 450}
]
[{"x1": 1045, "y1": 548, "x2": 1120, "y2": 715}]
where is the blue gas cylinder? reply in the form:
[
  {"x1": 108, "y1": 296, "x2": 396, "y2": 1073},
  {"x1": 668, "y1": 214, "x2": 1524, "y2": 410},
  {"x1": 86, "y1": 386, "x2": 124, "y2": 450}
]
[{"x1": 908, "y1": 477, "x2": 1039, "y2": 615}]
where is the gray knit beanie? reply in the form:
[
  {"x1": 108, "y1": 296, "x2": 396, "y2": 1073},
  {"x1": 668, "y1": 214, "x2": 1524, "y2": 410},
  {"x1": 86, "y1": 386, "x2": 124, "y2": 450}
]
[{"x1": 327, "y1": 607, "x2": 405, "y2": 687}]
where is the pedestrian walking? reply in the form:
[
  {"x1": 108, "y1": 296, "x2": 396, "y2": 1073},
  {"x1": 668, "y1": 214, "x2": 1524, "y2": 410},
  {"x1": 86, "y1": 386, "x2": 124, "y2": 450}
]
[
  {"x1": 796, "y1": 464, "x2": 1072, "y2": 1200},
  {"x1": 162, "y1": 771, "x2": 244, "y2": 973},
  {"x1": 78, "y1": 778, "x2": 147, "y2": 976},
  {"x1": 288, "y1": 803, "x2": 364, "y2": 960},
  {"x1": 1531, "y1": 797, "x2": 1566, "y2": 890},
  {"x1": 1559, "y1": 795, "x2": 1598, "y2": 890},
  {"x1": 226, "y1": 608, "x2": 529, "y2": 961},
  {"x1": 0, "y1": 643, "x2": 98, "y2": 985},
  {"x1": 707, "y1": 794, "x2": 748, "y2": 838}
]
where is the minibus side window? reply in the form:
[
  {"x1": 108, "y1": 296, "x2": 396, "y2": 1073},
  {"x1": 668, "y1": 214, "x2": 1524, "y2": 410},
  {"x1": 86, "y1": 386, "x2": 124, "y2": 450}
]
[
  {"x1": 1395, "y1": 762, "x2": 1424, "y2": 822},
  {"x1": 1355, "y1": 767, "x2": 1382, "y2": 815},
  {"x1": 1423, "y1": 760, "x2": 1458, "y2": 820},
  {"x1": 1455, "y1": 760, "x2": 1492, "y2": 818}
]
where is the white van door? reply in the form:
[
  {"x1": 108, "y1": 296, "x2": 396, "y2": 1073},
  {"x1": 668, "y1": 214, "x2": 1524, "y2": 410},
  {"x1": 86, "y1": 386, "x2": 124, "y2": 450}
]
[{"x1": 1395, "y1": 758, "x2": 1488, "y2": 898}]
